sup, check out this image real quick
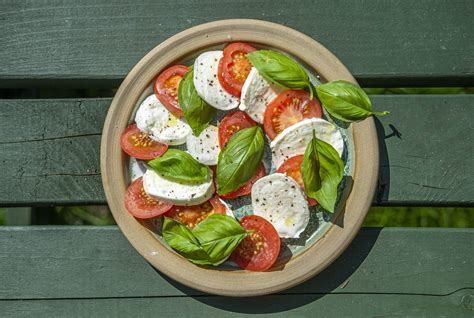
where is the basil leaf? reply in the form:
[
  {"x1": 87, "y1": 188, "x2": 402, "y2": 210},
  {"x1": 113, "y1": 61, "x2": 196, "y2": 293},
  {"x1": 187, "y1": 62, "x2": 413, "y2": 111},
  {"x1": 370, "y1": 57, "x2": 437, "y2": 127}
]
[
  {"x1": 162, "y1": 217, "x2": 213, "y2": 266},
  {"x1": 192, "y1": 214, "x2": 247, "y2": 265},
  {"x1": 216, "y1": 126, "x2": 264, "y2": 195},
  {"x1": 178, "y1": 68, "x2": 216, "y2": 136},
  {"x1": 301, "y1": 131, "x2": 322, "y2": 194},
  {"x1": 148, "y1": 148, "x2": 211, "y2": 184},
  {"x1": 303, "y1": 138, "x2": 344, "y2": 213},
  {"x1": 247, "y1": 50, "x2": 314, "y2": 98},
  {"x1": 316, "y1": 80, "x2": 389, "y2": 122}
]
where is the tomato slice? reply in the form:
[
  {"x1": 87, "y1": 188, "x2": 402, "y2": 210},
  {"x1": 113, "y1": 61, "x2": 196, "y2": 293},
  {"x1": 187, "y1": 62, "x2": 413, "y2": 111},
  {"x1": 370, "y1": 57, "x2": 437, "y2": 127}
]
[
  {"x1": 218, "y1": 111, "x2": 256, "y2": 148},
  {"x1": 154, "y1": 65, "x2": 189, "y2": 117},
  {"x1": 276, "y1": 155, "x2": 318, "y2": 206},
  {"x1": 164, "y1": 196, "x2": 226, "y2": 229},
  {"x1": 124, "y1": 177, "x2": 173, "y2": 219},
  {"x1": 120, "y1": 124, "x2": 168, "y2": 160},
  {"x1": 218, "y1": 42, "x2": 257, "y2": 97},
  {"x1": 220, "y1": 164, "x2": 266, "y2": 199},
  {"x1": 263, "y1": 90, "x2": 322, "y2": 139},
  {"x1": 230, "y1": 215, "x2": 280, "y2": 272}
]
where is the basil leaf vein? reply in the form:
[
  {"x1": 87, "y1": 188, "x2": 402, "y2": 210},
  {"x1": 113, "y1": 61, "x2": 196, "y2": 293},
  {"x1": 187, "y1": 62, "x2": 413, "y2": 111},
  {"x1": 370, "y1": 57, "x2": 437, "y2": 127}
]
[
  {"x1": 301, "y1": 131, "x2": 322, "y2": 193},
  {"x1": 162, "y1": 217, "x2": 213, "y2": 265},
  {"x1": 178, "y1": 68, "x2": 216, "y2": 136},
  {"x1": 148, "y1": 148, "x2": 211, "y2": 184},
  {"x1": 247, "y1": 50, "x2": 313, "y2": 97},
  {"x1": 216, "y1": 126, "x2": 264, "y2": 195},
  {"x1": 192, "y1": 214, "x2": 247, "y2": 264},
  {"x1": 302, "y1": 137, "x2": 344, "y2": 213},
  {"x1": 316, "y1": 80, "x2": 389, "y2": 122}
]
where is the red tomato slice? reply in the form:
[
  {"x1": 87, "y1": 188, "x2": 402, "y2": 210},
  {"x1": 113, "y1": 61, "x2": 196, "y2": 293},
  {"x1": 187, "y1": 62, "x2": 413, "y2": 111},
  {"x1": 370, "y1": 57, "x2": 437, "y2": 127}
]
[
  {"x1": 218, "y1": 111, "x2": 256, "y2": 148},
  {"x1": 218, "y1": 42, "x2": 257, "y2": 97},
  {"x1": 220, "y1": 164, "x2": 266, "y2": 199},
  {"x1": 124, "y1": 177, "x2": 173, "y2": 219},
  {"x1": 120, "y1": 124, "x2": 168, "y2": 160},
  {"x1": 164, "y1": 196, "x2": 226, "y2": 229},
  {"x1": 154, "y1": 65, "x2": 189, "y2": 117},
  {"x1": 230, "y1": 215, "x2": 281, "y2": 272},
  {"x1": 276, "y1": 155, "x2": 318, "y2": 206},
  {"x1": 263, "y1": 89, "x2": 322, "y2": 139}
]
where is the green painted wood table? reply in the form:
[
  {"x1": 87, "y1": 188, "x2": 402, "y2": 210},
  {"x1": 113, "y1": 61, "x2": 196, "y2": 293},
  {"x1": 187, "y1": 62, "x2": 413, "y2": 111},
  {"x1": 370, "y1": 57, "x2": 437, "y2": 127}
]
[{"x1": 0, "y1": 1, "x2": 473, "y2": 317}]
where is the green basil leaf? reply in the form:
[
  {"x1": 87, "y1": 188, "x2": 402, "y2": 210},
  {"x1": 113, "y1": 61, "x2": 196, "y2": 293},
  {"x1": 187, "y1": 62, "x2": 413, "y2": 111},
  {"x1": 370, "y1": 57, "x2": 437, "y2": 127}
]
[
  {"x1": 303, "y1": 138, "x2": 344, "y2": 213},
  {"x1": 148, "y1": 148, "x2": 211, "y2": 184},
  {"x1": 247, "y1": 50, "x2": 314, "y2": 97},
  {"x1": 192, "y1": 214, "x2": 247, "y2": 265},
  {"x1": 316, "y1": 80, "x2": 389, "y2": 122},
  {"x1": 301, "y1": 131, "x2": 321, "y2": 194},
  {"x1": 162, "y1": 217, "x2": 213, "y2": 266},
  {"x1": 178, "y1": 68, "x2": 216, "y2": 136},
  {"x1": 216, "y1": 126, "x2": 264, "y2": 195}
]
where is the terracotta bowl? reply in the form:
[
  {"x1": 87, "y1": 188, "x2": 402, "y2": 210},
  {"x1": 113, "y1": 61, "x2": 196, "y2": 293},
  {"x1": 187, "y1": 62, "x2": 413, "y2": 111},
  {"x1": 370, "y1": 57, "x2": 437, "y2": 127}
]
[{"x1": 101, "y1": 19, "x2": 378, "y2": 296}]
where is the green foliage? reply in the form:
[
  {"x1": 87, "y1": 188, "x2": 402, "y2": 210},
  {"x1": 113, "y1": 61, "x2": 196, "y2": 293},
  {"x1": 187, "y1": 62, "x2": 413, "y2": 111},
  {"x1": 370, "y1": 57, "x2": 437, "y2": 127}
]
[{"x1": 364, "y1": 207, "x2": 474, "y2": 228}]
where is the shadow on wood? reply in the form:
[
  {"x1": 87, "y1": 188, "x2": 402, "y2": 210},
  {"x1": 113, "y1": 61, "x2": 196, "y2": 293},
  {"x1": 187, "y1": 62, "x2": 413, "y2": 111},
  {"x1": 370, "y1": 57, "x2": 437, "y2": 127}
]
[
  {"x1": 154, "y1": 228, "x2": 382, "y2": 313},
  {"x1": 374, "y1": 117, "x2": 391, "y2": 204}
]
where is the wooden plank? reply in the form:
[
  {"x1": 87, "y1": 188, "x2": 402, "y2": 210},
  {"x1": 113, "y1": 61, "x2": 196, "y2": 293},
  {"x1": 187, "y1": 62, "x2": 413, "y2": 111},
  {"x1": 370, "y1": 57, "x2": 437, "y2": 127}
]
[
  {"x1": 1, "y1": 95, "x2": 473, "y2": 206},
  {"x1": 0, "y1": 0, "x2": 472, "y2": 88},
  {"x1": 2, "y1": 291, "x2": 473, "y2": 318},
  {"x1": 0, "y1": 227, "x2": 472, "y2": 299}
]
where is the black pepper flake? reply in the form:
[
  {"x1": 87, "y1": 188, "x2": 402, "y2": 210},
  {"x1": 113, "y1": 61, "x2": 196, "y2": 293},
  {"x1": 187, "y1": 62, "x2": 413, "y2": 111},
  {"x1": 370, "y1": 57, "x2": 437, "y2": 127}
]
[
  {"x1": 256, "y1": 199, "x2": 259, "y2": 202},
  {"x1": 206, "y1": 134, "x2": 210, "y2": 138},
  {"x1": 200, "y1": 63, "x2": 203, "y2": 66},
  {"x1": 191, "y1": 193, "x2": 196, "y2": 198},
  {"x1": 291, "y1": 185, "x2": 296, "y2": 189}
]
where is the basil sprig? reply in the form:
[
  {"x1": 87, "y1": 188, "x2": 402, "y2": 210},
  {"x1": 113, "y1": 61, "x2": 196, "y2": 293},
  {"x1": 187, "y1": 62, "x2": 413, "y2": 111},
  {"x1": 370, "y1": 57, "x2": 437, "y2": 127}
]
[
  {"x1": 148, "y1": 148, "x2": 211, "y2": 184},
  {"x1": 247, "y1": 50, "x2": 315, "y2": 98},
  {"x1": 316, "y1": 80, "x2": 389, "y2": 122},
  {"x1": 301, "y1": 136, "x2": 344, "y2": 213},
  {"x1": 216, "y1": 126, "x2": 264, "y2": 195},
  {"x1": 178, "y1": 68, "x2": 216, "y2": 136},
  {"x1": 163, "y1": 215, "x2": 247, "y2": 266}
]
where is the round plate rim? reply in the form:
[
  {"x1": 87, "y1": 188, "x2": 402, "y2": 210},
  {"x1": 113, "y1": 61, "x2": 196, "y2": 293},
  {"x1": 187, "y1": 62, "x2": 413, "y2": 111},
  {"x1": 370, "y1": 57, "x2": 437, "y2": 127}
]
[{"x1": 100, "y1": 19, "x2": 379, "y2": 297}]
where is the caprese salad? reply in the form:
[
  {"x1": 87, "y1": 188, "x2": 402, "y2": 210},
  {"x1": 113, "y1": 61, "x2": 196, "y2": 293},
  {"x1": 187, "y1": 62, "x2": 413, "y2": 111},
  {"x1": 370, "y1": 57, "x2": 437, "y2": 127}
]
[{"x1": 121, "y1": 42, "x2": 388, "y2": 271}]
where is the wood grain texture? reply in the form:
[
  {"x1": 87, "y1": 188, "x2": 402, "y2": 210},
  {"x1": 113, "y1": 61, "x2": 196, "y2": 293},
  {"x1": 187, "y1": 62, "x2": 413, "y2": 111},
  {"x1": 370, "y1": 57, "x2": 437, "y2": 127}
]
[
  {"x1": 0, "y1": 227, "x2": 472, "y2": 317},
  {"x1": 1, "y1": 95, "x2": 473, "y2": 206},
  {"x1": 3, "y1": 292, "x2": 473, "y2": 318},
  {"x1": 0, "y1": 0, "x2": 473, "y2": 88},
  {"x1": 0, "y1": 227, "x2": 472, "y2": 297}
]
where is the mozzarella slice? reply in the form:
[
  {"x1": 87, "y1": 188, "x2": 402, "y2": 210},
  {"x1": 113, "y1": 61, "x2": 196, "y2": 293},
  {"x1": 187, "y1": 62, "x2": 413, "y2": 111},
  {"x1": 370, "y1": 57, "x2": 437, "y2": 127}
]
[
  {"x1": 270, "y1": 118, "x2": 344, "y2": 169},
  {"x1": 193, "y1": 51, "x2": 240, "y2": 110},
  {"x1": 251, "y1": 173, "x2": 309, "y2": 238},
  {"x1": 135, "y1": 94, "x2": 191, "y2": 145},
  {"x1": 143, "y1": 169, "x2": 214, "y2": 206},
  {"x1": 239, "y1": 67, "x2": 284, "y2": 123},
  {"x1": 186, "y1": 125, "x2": 220, "y2": 165}
]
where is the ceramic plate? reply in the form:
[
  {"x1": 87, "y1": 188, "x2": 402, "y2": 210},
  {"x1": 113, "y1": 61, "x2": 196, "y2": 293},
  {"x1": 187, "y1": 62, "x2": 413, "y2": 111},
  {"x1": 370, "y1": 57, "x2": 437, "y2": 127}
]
[{"x1": 101, "y1": 19, "x2": 378, "y2": 296}]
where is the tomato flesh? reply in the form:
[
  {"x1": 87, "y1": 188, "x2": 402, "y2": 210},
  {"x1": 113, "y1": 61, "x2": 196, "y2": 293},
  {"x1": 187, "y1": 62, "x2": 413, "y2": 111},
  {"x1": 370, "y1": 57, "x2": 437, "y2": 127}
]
[
  {"x1": 120, "y1": 124, "x2": 168, "y2": 160},
  {"x1": 220, "y1": 164, "x2": 266, "y2": 199},
  {"x1": 218, "y1": 42, "x2": 257, "y2": 97},
  {"x1": 164, "y1": 196, "x2": 226, "y2": 229},
  {"x1": 263, "y1": 90, "x2": 322, "y2": 139},
  {"x1": 230, "y1": 215, "x2": 280, "y2": 272},
  {"x1": 154, "y1": 65, "x2": 189, "y2": 117},
  {"x1": 218, "y1": 111, "x2": 256, "y2": 148},
  {"x1": 276, "y1": 155, "x2": 318, "y2": 206},
  {"x1": 125, "y1": 177, "x2": 173, "y2": 219}
]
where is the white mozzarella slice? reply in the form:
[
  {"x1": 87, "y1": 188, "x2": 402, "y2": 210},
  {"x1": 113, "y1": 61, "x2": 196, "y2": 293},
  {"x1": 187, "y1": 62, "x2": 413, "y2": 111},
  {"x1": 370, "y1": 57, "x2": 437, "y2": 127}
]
[
  {"x1": 251, "y1": 173, "x2": 309, "y2": 238},
  {"x1": 135, "y1": 94, "x2": 191, "y2": 145},
  {"x1": 143, "y1": 169, "x2": 214, "y2": 206},
  {"x1": 239, "y1": 67, "x2": 284, "y2": 123},
  {"x1": 186, "y1": 125, "x2": 220, "y2": 165},
  {"x1": 270, "y1": 118, "x2": 344, "y2": 169},
  {"x1": 193, "y1": 51, "x2": 240, "y2": 110}
]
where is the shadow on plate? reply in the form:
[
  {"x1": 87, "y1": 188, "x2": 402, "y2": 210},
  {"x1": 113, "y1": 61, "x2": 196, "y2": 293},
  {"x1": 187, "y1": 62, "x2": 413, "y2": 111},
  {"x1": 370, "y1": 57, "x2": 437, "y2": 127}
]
[{"x1": 153, "y1": 228, "x2": 382, "y2": 314}]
